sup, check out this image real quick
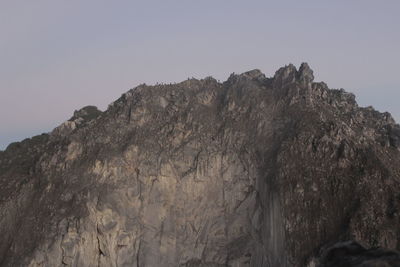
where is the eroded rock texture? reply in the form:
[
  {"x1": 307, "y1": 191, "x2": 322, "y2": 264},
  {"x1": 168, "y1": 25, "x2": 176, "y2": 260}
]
[{"x1": 0, "y1": 63, "x2": 399, "y2": 266}]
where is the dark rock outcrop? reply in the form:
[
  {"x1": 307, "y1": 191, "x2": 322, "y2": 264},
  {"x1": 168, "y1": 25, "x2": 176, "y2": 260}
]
[
  {"x1": 317, "y1": 241, "x2": 400, "y2": 267},
  {"x1": 0, "y1": 64, "x2": 399, "y2": 266}
]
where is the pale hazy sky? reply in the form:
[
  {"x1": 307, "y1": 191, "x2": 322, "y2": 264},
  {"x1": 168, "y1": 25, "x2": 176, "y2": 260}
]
[{"x1": 1, "y1": 0, "x2": 399, "y2": 150}]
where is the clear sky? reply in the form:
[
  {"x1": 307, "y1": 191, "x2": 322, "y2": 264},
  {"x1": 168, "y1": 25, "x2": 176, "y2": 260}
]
[{"x1": 1, "y1": 0, "x2": 399, "y2": 150}]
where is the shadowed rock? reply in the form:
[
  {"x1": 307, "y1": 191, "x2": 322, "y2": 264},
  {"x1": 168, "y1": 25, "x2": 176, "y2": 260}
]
[{"x1": 317, "y1": 241, "x2": 400, "y2": 267}]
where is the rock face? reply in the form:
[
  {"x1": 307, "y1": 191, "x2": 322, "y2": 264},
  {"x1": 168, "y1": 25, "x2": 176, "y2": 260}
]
[{"x1": 0, "y1": 63, "x2": 399, "y2": 266}]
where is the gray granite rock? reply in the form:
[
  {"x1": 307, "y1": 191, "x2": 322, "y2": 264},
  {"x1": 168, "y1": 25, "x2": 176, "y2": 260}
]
[{"x1": 0, "y1": 64, "x2": 399, "y2": 266}]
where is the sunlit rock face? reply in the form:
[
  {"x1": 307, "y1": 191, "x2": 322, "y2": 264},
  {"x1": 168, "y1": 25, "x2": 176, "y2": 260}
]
[{"x1": 0, "y1": 63, "x2": 399, "y2": 267}]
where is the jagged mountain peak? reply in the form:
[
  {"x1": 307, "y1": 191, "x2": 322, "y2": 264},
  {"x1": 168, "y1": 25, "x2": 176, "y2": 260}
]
[
  {"x1": 0, "y1": 64, "x2": 399, "y2": 267},
  {"x1": 298, "y1": 62, "x2": 314, "y2": 83}
]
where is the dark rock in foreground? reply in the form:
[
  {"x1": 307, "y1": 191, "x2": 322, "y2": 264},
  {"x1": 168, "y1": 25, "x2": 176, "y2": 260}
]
[
  {"x1": 316, "y1": 241, "x2": 400, "y2": 267},
  {"x1": 0, "y1": 63, "x2": 399, "y2": 266}
]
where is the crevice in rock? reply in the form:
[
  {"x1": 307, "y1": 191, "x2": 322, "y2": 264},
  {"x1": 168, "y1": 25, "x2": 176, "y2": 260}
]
[{"x1": 136, "y1": 238, "x2": 141, "y2": 267}]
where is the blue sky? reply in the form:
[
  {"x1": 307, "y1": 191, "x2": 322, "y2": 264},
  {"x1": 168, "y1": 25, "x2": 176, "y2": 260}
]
[{"x1": 1, "y1": 0, "x2": 399, "y2": 149}]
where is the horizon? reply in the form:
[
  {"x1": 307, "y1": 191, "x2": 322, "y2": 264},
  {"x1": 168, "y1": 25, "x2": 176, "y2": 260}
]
[{"x1": 1, "y1": 0, "x2": 399, "y2": 150}]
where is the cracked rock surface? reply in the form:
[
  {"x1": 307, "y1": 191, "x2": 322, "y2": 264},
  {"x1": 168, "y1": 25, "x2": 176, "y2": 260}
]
[{"x1": 0, "y1": 63, "x2": 399, "y2": 266}]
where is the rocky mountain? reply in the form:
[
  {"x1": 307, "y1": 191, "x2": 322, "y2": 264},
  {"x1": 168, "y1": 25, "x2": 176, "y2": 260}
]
[{"x1": 0, "y1": 63, "x2": 399, "y2": 267}]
